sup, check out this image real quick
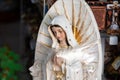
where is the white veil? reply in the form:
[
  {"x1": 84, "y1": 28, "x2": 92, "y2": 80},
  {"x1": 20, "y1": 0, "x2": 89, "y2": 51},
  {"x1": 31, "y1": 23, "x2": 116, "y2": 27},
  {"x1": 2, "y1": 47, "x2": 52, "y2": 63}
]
[{"x1": 48, "y1": 15, "x2": 78, "y2": 49}]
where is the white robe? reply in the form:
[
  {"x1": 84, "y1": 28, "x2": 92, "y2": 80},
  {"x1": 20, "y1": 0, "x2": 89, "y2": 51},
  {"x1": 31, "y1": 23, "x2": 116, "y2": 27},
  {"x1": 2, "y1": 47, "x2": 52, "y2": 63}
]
[{"x1": 46, "y1": 42, "x2": 99, "y2": 80}]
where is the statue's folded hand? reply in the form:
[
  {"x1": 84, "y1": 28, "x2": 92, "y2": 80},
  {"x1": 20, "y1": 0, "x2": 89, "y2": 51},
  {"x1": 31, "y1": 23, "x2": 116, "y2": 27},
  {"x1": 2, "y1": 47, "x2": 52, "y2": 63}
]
[{"x1": 53, "y1": 56, "x2": 64, "y2": 67}]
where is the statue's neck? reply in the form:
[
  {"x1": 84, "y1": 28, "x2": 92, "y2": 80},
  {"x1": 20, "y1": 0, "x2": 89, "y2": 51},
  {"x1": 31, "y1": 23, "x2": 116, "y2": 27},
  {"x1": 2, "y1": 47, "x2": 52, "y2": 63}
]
[{"x1": 59, "y1": 41, "x2": 68, "y2": 48}]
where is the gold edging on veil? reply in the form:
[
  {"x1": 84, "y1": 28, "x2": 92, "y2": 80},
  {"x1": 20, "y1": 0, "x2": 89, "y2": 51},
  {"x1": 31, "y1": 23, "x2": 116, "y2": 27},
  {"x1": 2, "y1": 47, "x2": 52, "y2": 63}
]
[
  {"x1": 62, "y1": 0, "x2": 70, "y2": 22},
  {"x1": 39, "y1": 32, "x2": 51, "y2": 38},
  {"x1": 72, "y1": 0, "x2": 82, "y2": 44},
  {"x1": 38, "y1": 41, "x2": 51, "y2": 48}
]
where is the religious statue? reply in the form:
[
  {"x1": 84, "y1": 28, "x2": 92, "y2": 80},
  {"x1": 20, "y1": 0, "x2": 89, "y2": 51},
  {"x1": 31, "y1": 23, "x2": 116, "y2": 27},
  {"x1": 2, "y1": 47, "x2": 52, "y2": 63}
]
[{"x1": 29, "y1": 0, "x2": 103, "y2": 80}]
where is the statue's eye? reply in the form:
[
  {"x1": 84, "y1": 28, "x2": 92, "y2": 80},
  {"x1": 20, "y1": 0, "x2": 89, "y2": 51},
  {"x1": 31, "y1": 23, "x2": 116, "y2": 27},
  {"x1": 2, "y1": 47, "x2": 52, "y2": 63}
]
[
  {"x1": 59, "y1": 30, "x2": 62, "y2": 33},
  {"x1": 53, "y1": 31, "x2": 57, "y2": 35}
]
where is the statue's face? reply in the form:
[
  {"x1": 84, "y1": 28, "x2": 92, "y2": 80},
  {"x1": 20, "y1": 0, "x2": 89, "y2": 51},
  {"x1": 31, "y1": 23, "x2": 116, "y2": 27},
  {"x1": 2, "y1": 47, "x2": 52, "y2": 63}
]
[{"x1": 52, "y1": 26, "x2": 66, "y2": 42}]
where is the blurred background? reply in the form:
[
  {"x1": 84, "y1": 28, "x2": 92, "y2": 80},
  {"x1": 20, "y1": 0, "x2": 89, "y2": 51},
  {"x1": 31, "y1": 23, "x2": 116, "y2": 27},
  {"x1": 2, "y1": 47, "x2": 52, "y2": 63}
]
[{"x1": 0, "y1": 0, "x2": 120, "y2": 80}]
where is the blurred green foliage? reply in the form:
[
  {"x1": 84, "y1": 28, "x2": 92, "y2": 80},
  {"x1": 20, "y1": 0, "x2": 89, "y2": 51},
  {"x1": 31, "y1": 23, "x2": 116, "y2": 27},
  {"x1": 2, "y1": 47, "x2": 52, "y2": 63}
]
[{"x1": 0, "y1": 47, "x2": 23, "y2": 80}]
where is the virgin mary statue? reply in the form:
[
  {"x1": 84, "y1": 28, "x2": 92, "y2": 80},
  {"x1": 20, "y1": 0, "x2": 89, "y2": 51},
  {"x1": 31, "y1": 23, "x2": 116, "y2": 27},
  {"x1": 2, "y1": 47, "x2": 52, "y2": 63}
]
[{"x1": 29, "y1": 0, "x2": 103, "y2": 80}]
